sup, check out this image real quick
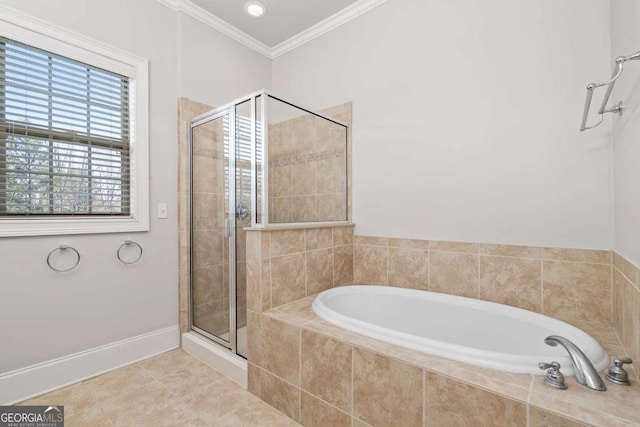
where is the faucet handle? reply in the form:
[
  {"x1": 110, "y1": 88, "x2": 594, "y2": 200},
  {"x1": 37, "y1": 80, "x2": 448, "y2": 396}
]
[
  {"x1": 606, "y1": 357, "x2": 633, "y2": 386},
  {"x1": 538, "y1": 361, "x2": 568, "y2": 390}
]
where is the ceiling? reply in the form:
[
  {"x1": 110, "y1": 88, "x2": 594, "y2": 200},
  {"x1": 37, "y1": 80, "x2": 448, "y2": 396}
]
[{"x1": 190, "y1": 0, "x2": 360, "y2": 47}]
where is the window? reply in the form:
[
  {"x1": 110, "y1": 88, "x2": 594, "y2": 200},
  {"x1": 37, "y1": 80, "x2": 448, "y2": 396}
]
[
  {"x1": 0, "y1": 37, "x2": 130, "y2": 216},
  {"x1": 0, "y1": 8, "x2": 148, "y2": 236}
]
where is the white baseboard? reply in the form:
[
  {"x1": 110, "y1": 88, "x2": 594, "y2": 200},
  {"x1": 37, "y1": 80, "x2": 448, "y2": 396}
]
[
  {"x1": 1, "y1": 325, "x2": 180, "y2": 405},
  {"x1": 182, "y1": 332, "x2": 247, "y2": 388}
]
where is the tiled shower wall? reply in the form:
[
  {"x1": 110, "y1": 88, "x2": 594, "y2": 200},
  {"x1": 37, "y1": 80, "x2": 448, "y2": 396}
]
[{"x1": 268, "y1": 103, "x2": 351, "y2": 223}]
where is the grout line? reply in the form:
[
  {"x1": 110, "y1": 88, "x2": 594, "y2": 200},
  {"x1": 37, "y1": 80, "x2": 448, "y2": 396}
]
[
  {"x1": 476, "y1": 253, "x2": 481, "y2": 298},
  {"x1": 351, "y1": 346, "x2": 354, "y2": 419},
  {"x1": 422, "y1": 369, "x2": 426, "y2": 427},
  {"x1": 540, "y1": 259, "x2": 544, "y2": 313},
  {"x1": 525, "y1": 376, "x2": 534, "y2": 427}
]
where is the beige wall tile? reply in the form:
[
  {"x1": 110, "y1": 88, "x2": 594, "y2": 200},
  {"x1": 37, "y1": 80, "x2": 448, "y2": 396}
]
[
  {"x1": 259, "y1": 368, "x2": 300, "y2": 422},
  {"x1": 260, "y1": 315, "x2": 301, "y2": 385},
  {"x1": 613, "y1": 252, "x2": 638, "y2": 285},
  {"x1": 543, "y1": 261, "x2": 611, "y2": 324},
  {"x1": 479, "y1": 256, "x2": 541, "y2": 312},
  {"x1": 247, "y1": 311, "x2": 261, "y2": 366},
  {"x1": 271, "y1": 253, "x2": 306, "y2": 307},
  {"x1": 352, "y1": 348, "x2": 422, "y2": 427},
  {"x1": 333, "y1": 226, "x2": 354, "y2": 246},
  {"x1": 246, "y1": 231, "x2": 261, "y2": 260},
  {"x1": 261, "y1": 259, "x2": 272, "y2": 310},
  {"x1": 306, "y1": 248, "x2": 334, "y2": 295},
  {"x1": 248, "y1": 362, "x2": 261, "y2": 397},
  {"x1": 388, "y1": 238, "x2": 429, "y2": 249},
  {"x1": 269, "y1": 166, "x2": 291, "y2": 197},
  {"x1": 317, "y1": 157, "x2": 346, "y2": 194},
  {"x1": 334, "y1": 245, "x2": 354, "y2": 286},
  {"x1": 246, "y1": 259, "x2": 261, "y2": 312},
  {"x1": 301, "y1": 330, "x2": 352, "y2": 412},
  {"x1": 193, "y1": 265, "x2": 224, "y2": 305},
  {"x1": 354, "y1": 236, "x2": 388, "y2": 246},
  {"x1": 613, "y1": 269, "x2": 626, "y2": 339},
  {"x1": 291, "y1": 162, "x2": 316, "y2": 196},
  {"x1": 300, "y1": 391, "x2": 351, "y2": 427},
  {"x1": 543, "y1": 248, "x2": 611, "y2": 264},
  {"x1": 192, "y1": 229, "x2": 224, "y2": 268},
  {"x1": 478, "y1": 243, "x2": 542, "y2": 259},
  {"x1": 271, "y1": 229, "x2": 305, "y2": 256},
  {"x1": 424, "y1": 372, "x2": 526, "y2": 426},
  {"x1": 388, "y1": 248, "x2": 429, "y2": 290},
  {"x1": 430, "y1": 251, "x2": 479, "y2": 298},
  {"x1": 192, "y1": 193, "x2": 224, "y2": 231},
  {"x1": 192, "y1": 156, "x2": 222, "y2": 194},
  {"x1": 528, "y1": 406, "x2": 590, "y2": 427},
  {"x1": 317, "y1": 193, "x2": 347, "y2": 221},
  {"x1": 353, "y1": 245, "x2": 388, "y2": 285},
  {"x1": 621, "y1": 280, "x2": 639, "y2": 371},
  {"x1": 291, "y1": 195, "x2": 317, "y2": 222},
  {"x1": 430, "y1": 240, "x2": 478, "y2": 253},
  {"x1": 261, "y1": 231, "x2": 271, "y2": 258},
  {"x1": 305, "y1": 228, "x2": 333, "y2": 251},
  {"x1": 270, "y1": 197, "x2": 292, "y2": 222}
]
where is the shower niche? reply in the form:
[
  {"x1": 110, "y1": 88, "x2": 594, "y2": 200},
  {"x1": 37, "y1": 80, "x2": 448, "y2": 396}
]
[{"x1": 188, "y1": 91, "x2": 349, "y2": 358}]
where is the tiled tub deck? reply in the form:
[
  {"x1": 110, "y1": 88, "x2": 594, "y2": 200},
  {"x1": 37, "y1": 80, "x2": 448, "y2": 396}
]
[{"x1": 248, "y1": 294, "x2": 640, "y2": 427}]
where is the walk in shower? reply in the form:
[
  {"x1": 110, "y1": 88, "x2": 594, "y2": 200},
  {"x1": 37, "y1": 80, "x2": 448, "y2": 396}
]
[{"x1": 188, "y1": 90, "x2": 348, "y2": 359}]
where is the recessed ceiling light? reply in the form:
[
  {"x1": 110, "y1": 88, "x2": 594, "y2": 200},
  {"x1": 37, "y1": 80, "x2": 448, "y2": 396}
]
[{"x1": 244, "y1": 1, "x2": 267, "y2": 18}]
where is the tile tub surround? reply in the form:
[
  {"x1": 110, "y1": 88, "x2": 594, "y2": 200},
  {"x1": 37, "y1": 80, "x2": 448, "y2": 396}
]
[
  {"x1": 245, "y1": 225, "x2": 354, "y2": 314},
  {"x1": 353, "y1": 237, "x2": 614, "y2": 327},
  {"x1": 248, "y1": 296, "x2": 640, "y2": 427},
  {"x1": 613, "y1": 252, "x2": 640, "y2": 381}
]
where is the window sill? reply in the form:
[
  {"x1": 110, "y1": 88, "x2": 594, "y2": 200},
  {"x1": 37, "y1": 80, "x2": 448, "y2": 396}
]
[{"x1": 0, "y1": 217, "x2": 149, "y2": 237}]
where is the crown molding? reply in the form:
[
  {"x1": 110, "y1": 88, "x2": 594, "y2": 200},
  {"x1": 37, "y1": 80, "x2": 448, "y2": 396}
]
[
  {"x1": 157, "y1": 0, "x2": 271, "y2": 57},
  {"x1": 271, "y1": 0, "x2": 389, "y2": 58},
  {"x1": 156, "y1": 0, "x2": 389, "y2": 59}
]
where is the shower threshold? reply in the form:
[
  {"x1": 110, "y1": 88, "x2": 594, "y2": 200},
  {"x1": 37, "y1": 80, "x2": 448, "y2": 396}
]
[{"x1": 182, "y1": 331, "x2": 248, "y2": 388}]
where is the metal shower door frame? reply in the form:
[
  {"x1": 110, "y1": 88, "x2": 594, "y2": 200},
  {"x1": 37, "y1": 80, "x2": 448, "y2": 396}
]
[{"x1": 189, "y1": 106, "x2": 237, "y2": 353}]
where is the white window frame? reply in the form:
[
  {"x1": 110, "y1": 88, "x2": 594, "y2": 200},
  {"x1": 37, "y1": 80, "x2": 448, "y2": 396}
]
[{"x1": 0, "y1": 6, "x2": 149, "y2": 237}]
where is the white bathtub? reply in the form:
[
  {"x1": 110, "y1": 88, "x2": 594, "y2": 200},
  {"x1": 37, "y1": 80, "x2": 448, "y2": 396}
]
[{"x1": 312, "y1": 285, "x2": 609, "y2": 375}]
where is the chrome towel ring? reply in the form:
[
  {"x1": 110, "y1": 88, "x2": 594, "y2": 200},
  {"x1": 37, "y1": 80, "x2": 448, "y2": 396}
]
[
  {"x1": 47, "y1": 245, "x2": 81, "y2": 273},
  {"x1": 117, "y1": 240, "x2": 143, "y2": 265}
]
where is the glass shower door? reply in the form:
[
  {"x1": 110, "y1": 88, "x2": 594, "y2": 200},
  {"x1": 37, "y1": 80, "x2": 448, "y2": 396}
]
[{"x1": 190, "y1": 108, "x2": 235, "y2": 349}]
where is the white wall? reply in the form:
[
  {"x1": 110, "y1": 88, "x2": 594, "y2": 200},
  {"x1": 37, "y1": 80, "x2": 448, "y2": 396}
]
[
  {"x1": 0, "y1": 0, "x2": 270, "y2": 375},
  {"x1": 272, "y1": 0, "x2": 613, "y2": 249},
  {"x1": 178, "y1": 13, "x2": 271, "y2": 107},
  {"x1": 611, "y1": 0, "x2": 640, "y2": 267}
]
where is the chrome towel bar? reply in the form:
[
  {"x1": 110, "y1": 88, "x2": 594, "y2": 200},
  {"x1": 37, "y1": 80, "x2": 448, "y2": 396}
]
[{"x1": 580, "y1": 49, "x2": 640, "y2": 131}]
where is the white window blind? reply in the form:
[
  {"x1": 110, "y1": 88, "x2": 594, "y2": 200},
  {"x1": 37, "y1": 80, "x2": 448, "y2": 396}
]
[{"x1": 0, "y1": 36, "x2": 130, "y2": 216}]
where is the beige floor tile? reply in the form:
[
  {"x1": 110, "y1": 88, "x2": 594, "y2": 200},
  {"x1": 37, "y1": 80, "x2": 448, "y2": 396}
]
[
  {"x1": 100, "y1": 380, "x2": 175, "y2": 425},
  {"x1": 137, "y1": 349, "x2": 201, "y2": 379},
  {"x1": 157, "y1": 359, "x2": 225, "y2": 397},
  {"x1": 83, "y1": 364, "x2": 155, "y2": 402},
  {"x1": 66, "y1": 405, "x2": 112, "y2": 427},
  {"x1": 19, "y1": 382, "x2": 95, "y2": 417},
  {"x1": 180, "y1": 377, "x2": 261, "y2": 419},
  {"x1": 214, "y1": 400, "x2": 300, "y2": 426}
]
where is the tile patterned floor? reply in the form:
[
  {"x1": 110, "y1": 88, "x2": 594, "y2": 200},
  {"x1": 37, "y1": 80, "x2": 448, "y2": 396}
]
[{"x1": 19, "y1": 349, "x2": 299, "y2": 426}]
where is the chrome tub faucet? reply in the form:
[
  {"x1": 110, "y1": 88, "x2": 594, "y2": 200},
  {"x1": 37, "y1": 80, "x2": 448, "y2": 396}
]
[{"x1": 544, "y1": 335, "x2": 606, "y2": 391}]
